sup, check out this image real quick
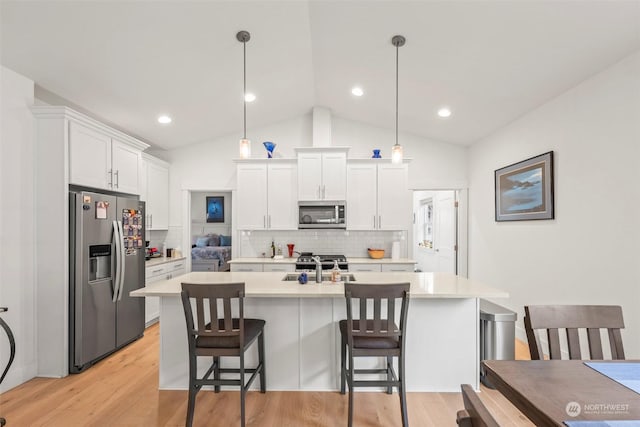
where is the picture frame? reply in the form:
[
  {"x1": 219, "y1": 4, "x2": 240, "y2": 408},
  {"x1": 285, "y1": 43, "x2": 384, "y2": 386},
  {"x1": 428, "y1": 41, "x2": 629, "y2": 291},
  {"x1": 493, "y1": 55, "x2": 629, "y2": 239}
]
[
  {"x1": 495, "y1": 151, "x2": 554, "y2": 222},
  {"x1": 206, "y1": 196, "x2": 225, "y2": 223}
]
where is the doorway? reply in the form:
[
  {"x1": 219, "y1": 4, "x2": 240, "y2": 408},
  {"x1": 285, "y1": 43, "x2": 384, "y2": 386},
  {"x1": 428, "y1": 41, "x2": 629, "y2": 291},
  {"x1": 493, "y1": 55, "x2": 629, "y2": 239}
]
[
  {"x1": 412, "y1": 190, "x2": 464, "y2": 274},
  {"x1": 182, "y1": 189, "x2": 233, "y2": 272}
]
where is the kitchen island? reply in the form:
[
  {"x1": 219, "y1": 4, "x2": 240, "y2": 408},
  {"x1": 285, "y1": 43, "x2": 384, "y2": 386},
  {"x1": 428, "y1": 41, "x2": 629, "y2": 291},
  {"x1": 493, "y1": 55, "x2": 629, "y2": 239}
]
[{"x1": 131, "y1": 271, "x2": 507, "y2": 392}]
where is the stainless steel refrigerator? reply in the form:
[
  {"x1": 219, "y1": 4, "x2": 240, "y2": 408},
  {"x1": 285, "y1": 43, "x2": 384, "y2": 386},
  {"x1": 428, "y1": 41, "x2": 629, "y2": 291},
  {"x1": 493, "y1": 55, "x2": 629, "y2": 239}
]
[{"x1": 69, "y1": 188, "x2": 145, "y2": 373}]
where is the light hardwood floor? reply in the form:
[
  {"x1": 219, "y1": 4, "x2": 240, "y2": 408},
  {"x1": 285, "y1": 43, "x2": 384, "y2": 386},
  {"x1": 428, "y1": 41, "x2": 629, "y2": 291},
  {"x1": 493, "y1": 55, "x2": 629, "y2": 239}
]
[{"x1": 0, "y1": 323, "x2": 533, "y2": 426}]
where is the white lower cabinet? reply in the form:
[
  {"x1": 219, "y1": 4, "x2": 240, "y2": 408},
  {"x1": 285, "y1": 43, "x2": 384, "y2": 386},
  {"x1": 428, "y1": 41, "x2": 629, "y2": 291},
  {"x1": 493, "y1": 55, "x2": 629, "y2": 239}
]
[
  {"x1": 263, "y1": 264, "x2": 295, "y2": 272},
  {"x1": 230, "y1": 263, "x2": 264, "y2": 272},
  {"x1": 380, "y1": 263, "x2": 415, "y2": 272},
  {"x1": 348, "y1": 263, "x2": 382, "y2": 272},
  {"x1": 145, "y1": 259, "x2": 186, "y2": 324}
]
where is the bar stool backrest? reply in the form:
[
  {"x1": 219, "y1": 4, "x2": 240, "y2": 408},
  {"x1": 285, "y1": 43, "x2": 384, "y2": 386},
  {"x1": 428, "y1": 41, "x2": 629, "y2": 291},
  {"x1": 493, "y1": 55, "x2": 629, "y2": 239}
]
[
  {"x1": 524, "y1": 305, "x2": 625, "y2": 360},
  {"x1": 181, "y1": 282, "x2": 245, "y2": 350}
]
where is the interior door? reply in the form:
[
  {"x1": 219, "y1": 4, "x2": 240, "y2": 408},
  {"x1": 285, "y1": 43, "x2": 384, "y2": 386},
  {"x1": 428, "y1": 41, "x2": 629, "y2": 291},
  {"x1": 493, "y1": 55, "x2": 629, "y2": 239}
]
[{"x1": 434, "y1": 192, "x2": 456, "y2": 273}]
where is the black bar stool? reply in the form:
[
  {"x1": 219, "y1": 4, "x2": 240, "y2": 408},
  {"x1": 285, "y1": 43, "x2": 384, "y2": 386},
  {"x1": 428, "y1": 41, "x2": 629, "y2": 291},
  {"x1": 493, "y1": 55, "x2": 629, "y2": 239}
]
[
  {"x1": 0, "y1": 307, "x2": 16, "y2": 427},
  {"x1": 339, "y1": 282, "x2": 410, "y2": 427},
  {"x1": 180, "y1": 282, "x2": 266, "y2": 427}
]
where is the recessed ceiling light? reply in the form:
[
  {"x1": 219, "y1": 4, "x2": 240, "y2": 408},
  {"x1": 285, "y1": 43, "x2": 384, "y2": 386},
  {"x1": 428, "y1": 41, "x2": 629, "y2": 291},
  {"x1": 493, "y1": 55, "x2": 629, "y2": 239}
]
[
  {"x1": 157, "y1": 115, "x2": 172, "y2": 124},
  {"x1": 437, "y1": 107, "x2": 452, "y2": 118},
  {"x1": 351, "y1": 86, "x2": 364, "y2": 97},
  {"x1": 244, "y1": 93, "x2": 256, "y2": 102}
]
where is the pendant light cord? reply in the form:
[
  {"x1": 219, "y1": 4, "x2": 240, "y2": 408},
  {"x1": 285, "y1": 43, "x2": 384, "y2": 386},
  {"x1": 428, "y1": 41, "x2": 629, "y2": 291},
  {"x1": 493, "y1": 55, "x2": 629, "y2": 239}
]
[
  {"x1": 243, "y1": 38, "x2": 247, "y2": 139},
  {"x1": 237, "y1": 30, "x2": 250, "y2": 140},
  {"x1": 395, "y1": 42, "x2": 399, "y2": 147}
]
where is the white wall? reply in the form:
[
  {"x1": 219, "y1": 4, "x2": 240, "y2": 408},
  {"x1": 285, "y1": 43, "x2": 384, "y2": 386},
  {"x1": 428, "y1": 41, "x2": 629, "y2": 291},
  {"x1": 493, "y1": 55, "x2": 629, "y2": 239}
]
[
  {"x1": 331, "y1": 116, "x2": 468, "y2": 189},
  {"x1": 468, "y1": 51, "x2": 640, "y2": 356},
  {"x1": 0, "y1": 66, "x2": 37, "y2": 391}
]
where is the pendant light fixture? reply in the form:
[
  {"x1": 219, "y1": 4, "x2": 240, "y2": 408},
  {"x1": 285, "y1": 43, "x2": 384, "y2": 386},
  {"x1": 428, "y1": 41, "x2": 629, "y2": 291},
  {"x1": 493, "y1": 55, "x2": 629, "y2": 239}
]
[
  {"x1": 237, "y1": 30, "x2": 251, "y2": 159},
  {"x1": 391, "y1": 35, "x2": 405, "y2": 164}
]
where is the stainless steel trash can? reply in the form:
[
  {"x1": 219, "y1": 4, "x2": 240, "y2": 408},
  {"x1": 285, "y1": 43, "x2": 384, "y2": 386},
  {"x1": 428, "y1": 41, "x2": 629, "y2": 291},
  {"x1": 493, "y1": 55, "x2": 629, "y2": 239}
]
[{"x1": 479, "y1": 299, "x2": 517, "y2": 388}]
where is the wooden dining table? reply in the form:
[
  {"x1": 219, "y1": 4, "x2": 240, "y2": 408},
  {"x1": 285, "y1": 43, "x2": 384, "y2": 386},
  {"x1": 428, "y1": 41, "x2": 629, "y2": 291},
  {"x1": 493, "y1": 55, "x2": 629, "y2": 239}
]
[{"x1": 482, "y1": 360, "x2": 640, "y2": 427}]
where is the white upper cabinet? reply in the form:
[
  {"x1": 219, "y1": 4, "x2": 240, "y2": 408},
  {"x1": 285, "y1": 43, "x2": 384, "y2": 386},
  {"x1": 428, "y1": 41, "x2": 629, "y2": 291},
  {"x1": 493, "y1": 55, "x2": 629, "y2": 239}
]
[
  {"x1": 68, "y1": 119, "x2": 145, "y2": 194},
  {"x1": 69, "y1": 122, "x2": 111, "y2": 190},
  {"x1": 376, "y1": 163, "x2": 410, "y2": 230},
  {"x1": 237, "y1": 163, "x2": 268, "y2": 229},
  {"x1": 236, "y1": 160, "x2": 298, "y2": 230},
  {"x1": 111, "y1": 138, "x2": 142, "y2": 194},
  {"x1": 346, "y1": 161, "x2": 410, "y2": 230},
  {"x1": 296, "y1": 148, "x2": 347, "y2": 201},
  {"x1": 345, "y1": 163, "x2": 377, "y2": 229},
  {"x1": 142, "y1": 154, "x2": 169, "y2": 230},
  {"x1": 267, "y1": 163, "x2": 298, "y2": 229}
]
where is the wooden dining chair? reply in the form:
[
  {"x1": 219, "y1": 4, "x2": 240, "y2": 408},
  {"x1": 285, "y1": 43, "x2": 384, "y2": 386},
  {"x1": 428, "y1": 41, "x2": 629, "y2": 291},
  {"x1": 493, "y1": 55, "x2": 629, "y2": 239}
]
[
  {"x1": 524, "y1": 305, "x2": 625, "y2": 360},
  {"x1": 339, "y1": 282, "x2": 410, "y2": 427},
  {"x1": 456, "y1": 384, "x2": 500, "y2": 427},
  {"x1": 180, "y1": 282, "x2": 266, "y2": 427}
]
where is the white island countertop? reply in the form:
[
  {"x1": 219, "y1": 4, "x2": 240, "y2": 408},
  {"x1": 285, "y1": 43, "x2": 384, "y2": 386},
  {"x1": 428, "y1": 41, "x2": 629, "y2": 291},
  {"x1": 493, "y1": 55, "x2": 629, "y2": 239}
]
[{"x1": 131, "y1": 271, "x2": 507, "y2": 299}]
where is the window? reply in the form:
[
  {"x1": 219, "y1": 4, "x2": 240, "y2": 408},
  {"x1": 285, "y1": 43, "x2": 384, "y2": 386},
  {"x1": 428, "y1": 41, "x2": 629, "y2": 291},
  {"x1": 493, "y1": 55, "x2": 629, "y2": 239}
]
[{"x1": 419, "y1": 199, "x2": 433, "y2": 249}]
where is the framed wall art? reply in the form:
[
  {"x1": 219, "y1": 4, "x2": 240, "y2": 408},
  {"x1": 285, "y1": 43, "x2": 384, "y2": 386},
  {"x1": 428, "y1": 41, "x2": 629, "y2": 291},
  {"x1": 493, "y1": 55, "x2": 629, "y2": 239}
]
[
  {"x1": 495, "y1": 151, "x2": 554, "y2": 221},
  {"x1": 206, "y1": 196, "x2": 225, "y2": 223}
]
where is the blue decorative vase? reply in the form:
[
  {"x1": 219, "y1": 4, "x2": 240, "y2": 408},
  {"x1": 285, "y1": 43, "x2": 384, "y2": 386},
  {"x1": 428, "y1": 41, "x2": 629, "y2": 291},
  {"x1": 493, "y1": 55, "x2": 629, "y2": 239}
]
[
  {"x1": 372, "y1": 149, "x2": 381, "y2": 158},
  {"x1": 263, "y1": 141, "x2": 276, "y2": 158}
]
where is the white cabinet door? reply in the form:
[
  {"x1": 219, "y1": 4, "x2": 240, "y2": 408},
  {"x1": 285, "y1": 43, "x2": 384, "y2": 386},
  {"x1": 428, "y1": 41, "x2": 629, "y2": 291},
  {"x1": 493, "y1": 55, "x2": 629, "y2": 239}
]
[
  {"x1": 69, "y1": 122, "x2": 111, "y2": 190},
  {"x1": 267, "y1": 163, "x2": 298, "y2": 229},
  {"x1": 263, "y1": 264, "x2": 295, "y2": 272},
  {"x1": 377, "y1": 164, "x2": 410, "y2": 230},
  {"x1": 167, "y1": 260, "x2": 186, "y2": 277},
  {"x1": 348, "y1": 263, "x2": 381, "y2": 272},
  {"x1": 237, "y1": 163, "x2": 268, "y2": 229},
  {"x1": 230, "y1": 263, "x2": 263, "y2": 272},
  {"x1": 111, "y1": 139, "x2": 141, "y2": 194},
  {"x1": 297, "y1": 152, "x2": 323, "y2": 200},
  {"x1": 380, "y1": 263, "x2": 415, "y2": 272},
  {"x1": 69, "y1": 122, "x2": 143, "y2": 194},
  {"x1": 144, "y1": 265, "x2": 167, "y2": 324},
  {"x1": 346, "y1": 163, "x2": 377, "y2": 230},
  {"x1": 146, "y1": 161, "x2": 169, "y2": 230},
  {"x1": 139, "y1": 158, "x2": 148, "y2": 202},
  {"x1": 322, "y1": 151, "x2": 346, "y2": 200}
]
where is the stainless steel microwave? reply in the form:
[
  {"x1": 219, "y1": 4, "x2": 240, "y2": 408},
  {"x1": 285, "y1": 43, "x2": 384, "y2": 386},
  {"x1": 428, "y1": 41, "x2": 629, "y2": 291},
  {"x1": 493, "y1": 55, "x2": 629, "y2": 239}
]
[{"x1": 298, "y1": 202, "x2": 346, "y2": 229}]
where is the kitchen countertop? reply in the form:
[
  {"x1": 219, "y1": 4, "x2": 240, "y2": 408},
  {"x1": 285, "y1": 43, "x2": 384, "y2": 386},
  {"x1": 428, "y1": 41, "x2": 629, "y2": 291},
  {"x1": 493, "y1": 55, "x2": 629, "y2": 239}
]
[
  {"x1": 145, "y1": 256, "x2": 186, "y2": 267},
  {"x1": 227, "y1": 257, "x2": 416, "y2": 264},
  {"x1": 131, "y1": 271, "x2": 507, "y2": 299}
]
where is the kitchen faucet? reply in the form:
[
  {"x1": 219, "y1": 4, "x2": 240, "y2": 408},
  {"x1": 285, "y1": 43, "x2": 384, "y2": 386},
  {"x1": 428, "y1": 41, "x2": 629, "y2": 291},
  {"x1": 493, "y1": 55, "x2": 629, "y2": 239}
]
[{"x1": 313, "y1": 256, "x2": 322, "y2": 283}]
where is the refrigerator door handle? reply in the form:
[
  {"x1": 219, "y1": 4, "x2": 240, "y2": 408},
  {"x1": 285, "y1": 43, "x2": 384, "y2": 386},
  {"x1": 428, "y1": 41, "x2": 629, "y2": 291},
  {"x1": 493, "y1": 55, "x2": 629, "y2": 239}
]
[
  {"x1": 112, "y1": 220, "x2": 122, "y2": 303},
  {"x1": 116, "y1": 220, "x2": 126, "y2": 301}
]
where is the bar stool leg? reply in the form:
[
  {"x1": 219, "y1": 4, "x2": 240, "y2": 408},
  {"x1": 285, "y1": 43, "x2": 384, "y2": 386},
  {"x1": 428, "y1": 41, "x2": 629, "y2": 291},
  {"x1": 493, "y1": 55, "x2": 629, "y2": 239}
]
[
  {"x1": 240, "y1": 355, "x2": 246, "y2": 427},
  {"x1": 186, "y1": 354, "x2": 197, "y2": 427},
  {"x1": 386, "y1": 356, "x2": 393, "y2": 394},
  {"x1": 213, "y1": 356, "x2": 220, "y2": 393},
  {"x1": 258, "y1": 331, "x2": 266, "y2": 393},
  {"x1": 340, "y1": 338, "x2": 346, "y2": 394},
  {"x1": 399, "y1": 355, "x2": 408, "y2": 427},
  {"x1": 348, "y1": 352, "x2": 355, "y2": 427}
]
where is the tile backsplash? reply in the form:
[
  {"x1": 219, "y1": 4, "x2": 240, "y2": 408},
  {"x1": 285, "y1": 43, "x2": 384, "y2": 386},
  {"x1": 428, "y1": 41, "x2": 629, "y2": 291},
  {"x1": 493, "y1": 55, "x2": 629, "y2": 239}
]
[{"x1": 237, "y1": 230, "x2": 407, "y2": 259}]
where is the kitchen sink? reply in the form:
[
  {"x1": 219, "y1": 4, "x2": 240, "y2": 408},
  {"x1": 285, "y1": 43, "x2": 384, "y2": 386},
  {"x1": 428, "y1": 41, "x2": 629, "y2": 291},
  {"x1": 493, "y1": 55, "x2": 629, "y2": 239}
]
[{"x1": 282, "y1": 273, "x2": 356, "y2": 282}]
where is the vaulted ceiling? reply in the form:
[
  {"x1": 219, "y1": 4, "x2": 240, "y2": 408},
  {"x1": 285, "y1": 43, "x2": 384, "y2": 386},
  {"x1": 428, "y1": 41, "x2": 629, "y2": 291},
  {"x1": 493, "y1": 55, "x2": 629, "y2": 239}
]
[{"x1": 2, "y1": 1, "x2": 639, "y2": 150}]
